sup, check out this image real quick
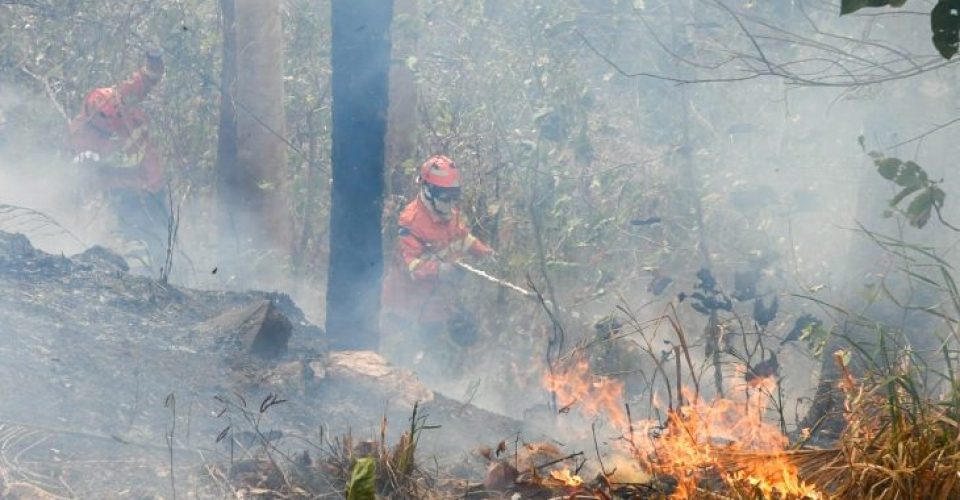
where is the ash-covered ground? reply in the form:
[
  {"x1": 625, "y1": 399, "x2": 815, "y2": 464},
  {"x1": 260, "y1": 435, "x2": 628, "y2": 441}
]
[{"x1": 0, "y1": 231, "x2": 525, "y2": 497}]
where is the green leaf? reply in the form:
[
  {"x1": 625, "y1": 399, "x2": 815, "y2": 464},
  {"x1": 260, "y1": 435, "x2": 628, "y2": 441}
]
[
  {"x1": 893, "y1": 160, "x2": 924, "y2": 187},
  {"x1": 903, "y1": 161, "x2": 928, "y2": 183},
  {"x1": 932, "y1": 186, "x2": 947, "y2": 208},
  {"x1": 346, "y1": 457, "x2": 376, "y2": 500},
  {"x1": 932, "y1": 0, "x2": 960, "y2": 60},
  {"x1": 875, "y1": 157, "x2": 902, "y2": 180},
  {"x1": 906, "y1": 188, "x2": 935, "y2": 228},
  {"x1": 841, "y1": 0, "x2": 907, "y2": 15},
  {"x1": 889, "y1": 185, "x2": 921, "y2": 208}
]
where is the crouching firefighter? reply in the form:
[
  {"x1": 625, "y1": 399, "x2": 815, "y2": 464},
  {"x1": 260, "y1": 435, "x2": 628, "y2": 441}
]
[
  {"x1": 68, "y1": 49, "x2": 168, "y2": 273},
  {"x1": 381, "y1": 155, "x2": 495, "y2": 377}
]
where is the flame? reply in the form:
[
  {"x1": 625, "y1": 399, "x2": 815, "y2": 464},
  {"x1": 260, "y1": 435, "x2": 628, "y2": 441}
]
[
  {"x1": 547, "y1": 468, "x2": 584, "y2": 488},
  {"x1": 544, "y1": 357, "x2": 820, "y2": 498},
  {"x1": 543, "y1": 358, "x2": 628, "y2": 429},
  {"x1": 631, "y1": 377, "x2": 821, "y2": 499}
]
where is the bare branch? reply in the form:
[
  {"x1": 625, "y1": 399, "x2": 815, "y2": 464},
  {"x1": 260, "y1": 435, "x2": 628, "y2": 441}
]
[
  {"x1": 888, "y1": 116, "x2": 960, "y2": 150},
  {"x1": 578, "y1": 0, "x2": 958, "y2": 88},
  {"x1": 18, "y1": 66, "x2": 68, "y2": 122}
]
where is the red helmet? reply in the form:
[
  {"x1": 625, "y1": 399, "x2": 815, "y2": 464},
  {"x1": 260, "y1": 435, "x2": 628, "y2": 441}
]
[
  {"x1": 418, "y1": 155, "x2": 461, "y2": 188},
  {"x1": 83, "y1": 87, "x2": 123, "y2": 130}
]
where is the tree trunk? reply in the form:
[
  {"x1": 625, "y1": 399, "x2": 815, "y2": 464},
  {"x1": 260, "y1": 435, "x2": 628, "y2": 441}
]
[
  {"x1": 385, "y1": 0, "x2": 418, "y2": 199},
  {"x1": 325, "y1": 0, "x2": 393, "y2": 351},
  {"x1": 215, "y1": 0, "x2": 239, "y2": 249},
  {"x1": 229, "y1": 0, "x2": 291, "y2": 261}
]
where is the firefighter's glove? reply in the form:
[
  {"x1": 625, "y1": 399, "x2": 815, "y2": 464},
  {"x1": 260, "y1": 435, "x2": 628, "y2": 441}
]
[{"x1": 438, "y1": 262, "x2": 465, "y2": 284}]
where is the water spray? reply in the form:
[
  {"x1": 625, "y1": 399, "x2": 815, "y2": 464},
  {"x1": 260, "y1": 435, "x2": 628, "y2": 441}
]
[
  {"x1": 453, "y1": 260, "x2": 575, "y2": 316},
  {"x1": 453, "y1": 260, "x2": 537, "y2": 299}
]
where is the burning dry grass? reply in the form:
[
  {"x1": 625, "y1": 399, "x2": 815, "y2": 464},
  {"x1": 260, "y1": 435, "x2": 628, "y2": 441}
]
[
  {"x1": 544, "y1": 357, "x2": 630, "y2": 430},
  {"x1": 541, "y1": 353, "x2": 823, "y2": 498},
  {"x1": 630, "y1": 380, "x2": 822, "y2": 499},
  {"x1": 214, "y1": 347, "x2": 960, "y2": 499},
  {"x1": 625, "y1": 350, "x2": 960, "y2": 499},
  {"x1": 212, "y1": 343, "x2": 960, "y2": 498},
  {"x1": 786, "y1": 352, "x2": 960, "y2": 499}
]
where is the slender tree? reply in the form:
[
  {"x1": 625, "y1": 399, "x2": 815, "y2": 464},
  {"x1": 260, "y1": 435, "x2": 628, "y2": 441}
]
[
  {"x1": 220, "y1": 0, "x2": 291, "y2": 263},
  {"x1": 325, "y1": 0, "x2": 394, "y2": 350},
  {"x1": 385, "y1": 0, "x2": 418, "y2": 198},
  {"x1": 215, "y1": 0, "x2": 239, "y2": 245}
]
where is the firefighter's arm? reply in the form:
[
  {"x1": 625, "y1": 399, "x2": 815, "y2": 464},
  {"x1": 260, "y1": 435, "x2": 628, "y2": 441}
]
[
  {"x1": 115, "y1": 50, "x2": 164, "y2": 105},
  {"x1": 397, "y1": 228, "x2": 441, "y2": 281},
  {"x1": 465, "y1": 232, "x2": 494, "y2": 258},
  {"x1": 456, "y1": 218, "x2": 494, "y2": 257}
]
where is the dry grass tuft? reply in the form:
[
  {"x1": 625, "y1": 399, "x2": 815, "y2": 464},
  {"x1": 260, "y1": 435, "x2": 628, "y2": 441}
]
[{"x1": 762, "y1": 352, "x2": 960, "y2": 500}]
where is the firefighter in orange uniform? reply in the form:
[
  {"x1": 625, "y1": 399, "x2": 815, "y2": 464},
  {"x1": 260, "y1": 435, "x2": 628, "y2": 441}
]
[
  {"x1": 381, "y1": 155, "x2": 494, "y2": 375},
  {"x1": 69, "y1": 49, "x2": 167, "y2": 269}
]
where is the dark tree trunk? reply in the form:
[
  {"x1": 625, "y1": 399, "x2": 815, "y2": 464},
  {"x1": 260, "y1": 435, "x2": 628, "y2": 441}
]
[{"x1": 325, "y1": 0, "x2": 394, "y2": 351}]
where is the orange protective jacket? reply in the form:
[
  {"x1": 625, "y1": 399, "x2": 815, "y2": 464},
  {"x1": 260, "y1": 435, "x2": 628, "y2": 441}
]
[
  {"x1": 68, "y1": 66, "x2": 164, "y2": 192},
  {"x1": 382, "y1": 196, "x2": 493, "y2": 324}
]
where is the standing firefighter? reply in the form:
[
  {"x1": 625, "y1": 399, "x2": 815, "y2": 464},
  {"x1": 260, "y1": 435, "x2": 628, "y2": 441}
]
[
  {"x1": 69, "y1": 49, "x2": 167, "y2": 271},
  {"x1": 381, "y1": 155, "x2": 494, "y2": 376}
]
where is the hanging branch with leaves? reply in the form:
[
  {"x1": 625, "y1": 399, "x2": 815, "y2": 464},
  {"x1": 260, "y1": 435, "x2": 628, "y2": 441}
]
[
  {"x1": 841, "y1": 0, "x2": 960, "y2": 60},
  {"x1": 861, "y1": 140, "x2": 958, "y2": 231}
]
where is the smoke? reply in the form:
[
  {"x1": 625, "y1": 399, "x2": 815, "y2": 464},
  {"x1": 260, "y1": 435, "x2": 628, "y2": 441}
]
[
  {"x1": 4, "y1": 2, "x2": 960, "y2": 472},
  {"x1": 0, "y1": 84, "x2": 99, "y2": 256}
]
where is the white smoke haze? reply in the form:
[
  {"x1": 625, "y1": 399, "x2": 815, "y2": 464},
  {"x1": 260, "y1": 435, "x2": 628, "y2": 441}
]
[
  {"x1": 391, "y1": 3, "x2": 960, "y2": 437},
  {"x1": 2, "y1": 1, "x2": 960, "y2": 494},
  {"x1": 0, "y1": 84, "x2": 102, "y2": 256}
]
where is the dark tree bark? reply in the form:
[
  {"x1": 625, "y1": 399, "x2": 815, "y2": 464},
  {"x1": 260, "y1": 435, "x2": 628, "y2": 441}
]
[{"x1": 325, "y1": 0, "x2": 394, "y2": 351}]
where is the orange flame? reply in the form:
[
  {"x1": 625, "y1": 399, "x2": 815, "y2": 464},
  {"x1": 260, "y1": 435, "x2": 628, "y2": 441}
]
[
  {"x1": 544, "y1": 357, "x2": 820, "y2": 498},
  {"x1": 543, "y1": 358, "x2": 628, "y2": 429},
  {"x1": 547, "y1": 468, "x2": 584, "y2": 488},
  {"x1": 632, "y1": 377, "x2": 821, "y2": 499}
]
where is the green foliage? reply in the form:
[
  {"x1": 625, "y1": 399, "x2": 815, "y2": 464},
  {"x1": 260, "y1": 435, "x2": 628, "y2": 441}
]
[
  {"x1": 346, "y1": 457, "x2": 376, "y2": 500},
  {"x1": 932, "y1": 0, "x2": 960, "y2": 59},
  {"x1": 868, "y1": 152, "x2": 945, "y2": 229},
  {"x1": 840, "y1": 0, "x2": 908, "y2": 15},
  {"x1": 800, "y1": 322, "x2": 830, "y2": 358}
]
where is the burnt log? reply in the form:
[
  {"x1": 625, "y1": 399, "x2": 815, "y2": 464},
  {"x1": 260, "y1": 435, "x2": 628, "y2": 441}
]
[{"x1": 196, "y1": 299, "x2": 293, "y2": 359}]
